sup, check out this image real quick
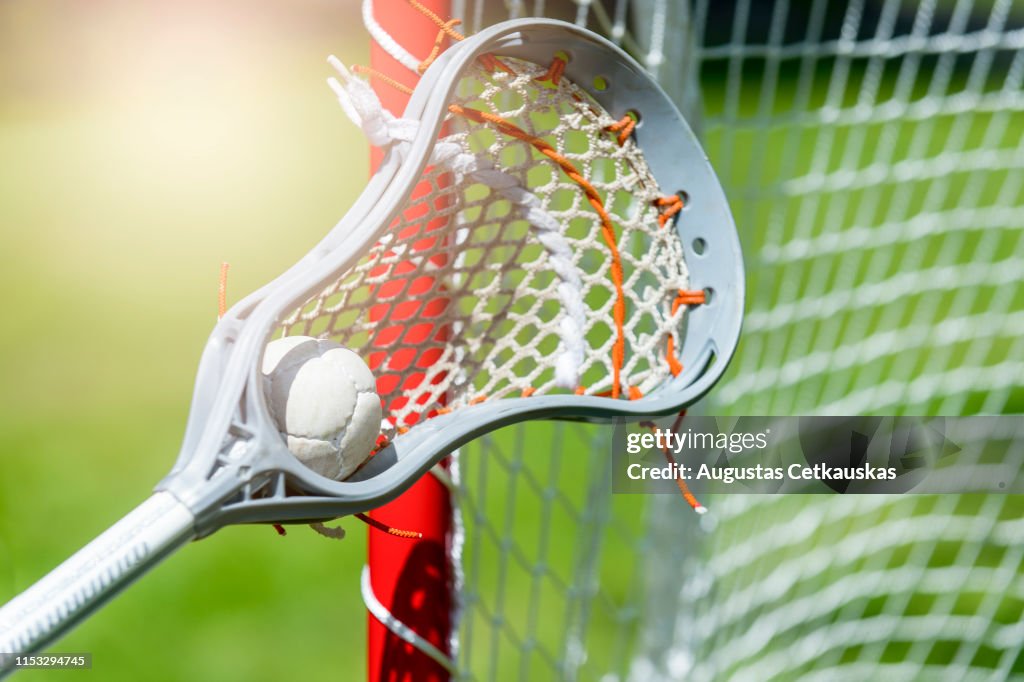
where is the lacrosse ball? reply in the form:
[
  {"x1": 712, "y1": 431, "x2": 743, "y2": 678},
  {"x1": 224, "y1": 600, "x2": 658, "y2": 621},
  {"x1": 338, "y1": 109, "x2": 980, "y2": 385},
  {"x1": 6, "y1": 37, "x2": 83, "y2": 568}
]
[{"x1": 262, "y1": 336, "x2": 382, "y2": 480}]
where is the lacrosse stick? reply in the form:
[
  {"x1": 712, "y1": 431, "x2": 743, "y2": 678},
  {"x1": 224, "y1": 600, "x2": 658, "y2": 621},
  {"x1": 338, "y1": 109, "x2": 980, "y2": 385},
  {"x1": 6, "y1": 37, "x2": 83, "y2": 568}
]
[{"x1": 0, "y1": 18, "x2": 742, "y2": 672}]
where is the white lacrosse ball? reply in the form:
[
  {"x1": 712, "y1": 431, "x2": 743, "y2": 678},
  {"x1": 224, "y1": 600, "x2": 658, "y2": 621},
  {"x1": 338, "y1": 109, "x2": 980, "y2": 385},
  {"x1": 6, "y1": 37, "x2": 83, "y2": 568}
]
[{"x1": 262, "y1": 336, "x2": 382, "y2": 480}]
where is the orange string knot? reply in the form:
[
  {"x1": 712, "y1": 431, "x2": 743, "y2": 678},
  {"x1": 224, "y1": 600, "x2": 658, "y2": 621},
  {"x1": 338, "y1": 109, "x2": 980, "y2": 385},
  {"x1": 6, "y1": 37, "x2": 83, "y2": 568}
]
[
  {"x1": 418, "y1": 18, "x2": 464, "y2": 73},
  {"x1": 477, "y1": 53, "x2": 514, "y2": 74},
  {"x1": 408, "y1": 0, "x2": 466, "y2": 41},
  {"x1": 605, "y1": 113, "x2": 637, "y2": 146},
  {"x1": 537, "y1": 54, "x2": 568, "y2": 85},
  {"x1": 655, "y1": 194, "x2": 685, "y2": 228},
  {"x1": 674, "y1": 289, "x2": 706, "y2": 307},
  {"x1": 403, "y1": 0, "x2": 511, "y2": 73}
]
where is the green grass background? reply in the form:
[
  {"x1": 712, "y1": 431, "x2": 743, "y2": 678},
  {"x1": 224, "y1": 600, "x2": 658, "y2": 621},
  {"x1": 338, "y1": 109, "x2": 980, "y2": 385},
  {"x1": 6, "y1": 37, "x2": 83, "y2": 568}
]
[{"x1": 0, "y1": 2, "x2": 376, "y2": 679}]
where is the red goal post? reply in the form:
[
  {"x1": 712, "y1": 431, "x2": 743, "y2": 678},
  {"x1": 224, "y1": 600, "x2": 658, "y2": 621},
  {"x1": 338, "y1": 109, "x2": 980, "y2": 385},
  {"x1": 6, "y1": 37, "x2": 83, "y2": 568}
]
[{"x1": 365, "y1": 2, "x2": 454, "y2": 681}]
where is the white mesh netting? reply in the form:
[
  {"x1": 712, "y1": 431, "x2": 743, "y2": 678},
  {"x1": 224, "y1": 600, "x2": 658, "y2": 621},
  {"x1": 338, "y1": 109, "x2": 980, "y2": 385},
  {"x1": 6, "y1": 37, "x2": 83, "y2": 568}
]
[
  {"x1": 361, "y1": 1, "x2": 1024, "y2": 680},
  {"x1": 282, "y1": 57, "x2": 694, "y2": 435}
]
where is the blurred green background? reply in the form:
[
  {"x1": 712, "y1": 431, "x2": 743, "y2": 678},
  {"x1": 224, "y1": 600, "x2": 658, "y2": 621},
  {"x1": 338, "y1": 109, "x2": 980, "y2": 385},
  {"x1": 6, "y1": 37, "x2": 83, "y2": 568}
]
[
  {"x1": 2, "y1": 1, "x2": 1022, "y2": 680},
  {"x1": 0, "y1": 1, "x2": 376, "y2": 679}
]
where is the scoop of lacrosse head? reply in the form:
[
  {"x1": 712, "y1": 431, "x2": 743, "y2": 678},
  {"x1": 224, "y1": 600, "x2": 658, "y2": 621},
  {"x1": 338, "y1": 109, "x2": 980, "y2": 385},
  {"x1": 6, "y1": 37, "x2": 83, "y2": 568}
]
[{"x1": 0, "y1": 18, "x2": 742, "y2": 665}]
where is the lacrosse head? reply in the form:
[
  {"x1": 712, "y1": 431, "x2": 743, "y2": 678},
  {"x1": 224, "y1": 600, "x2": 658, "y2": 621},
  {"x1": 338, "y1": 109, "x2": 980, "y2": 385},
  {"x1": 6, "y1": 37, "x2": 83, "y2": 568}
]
[{"x1": 158, "y1": 19, "x2": 744, "y2": 533}]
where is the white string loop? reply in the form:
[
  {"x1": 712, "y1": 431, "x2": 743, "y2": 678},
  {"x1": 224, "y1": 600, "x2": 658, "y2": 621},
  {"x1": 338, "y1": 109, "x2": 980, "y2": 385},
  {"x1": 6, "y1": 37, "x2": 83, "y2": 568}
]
[
  {"x1": 327, "y1": 56, "x2": 420, "y2": 148},
  {"x1": 360, "y1": 566, "x2": 459, "y2": 675},
  {"x1": 361, "y1": 0, "x2": 422, "y2": 73}
]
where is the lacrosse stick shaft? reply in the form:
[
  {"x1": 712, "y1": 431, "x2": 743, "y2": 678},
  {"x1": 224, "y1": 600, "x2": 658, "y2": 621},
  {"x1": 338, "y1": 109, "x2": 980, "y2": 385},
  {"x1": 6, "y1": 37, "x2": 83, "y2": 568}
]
[{"x1": 0, "y1": 492, "x2": 195, "y2": 675}]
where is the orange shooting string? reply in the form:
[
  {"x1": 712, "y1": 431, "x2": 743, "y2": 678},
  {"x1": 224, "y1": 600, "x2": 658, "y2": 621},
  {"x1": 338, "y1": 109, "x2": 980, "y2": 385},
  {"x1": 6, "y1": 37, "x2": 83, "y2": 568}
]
[
  {"x1": 666, "y1": 289, "x2": 706, "y2": 376},
  {"x1": 661, "y1": 413, "x2": 705, "y2": 513},
  {"x1": 416, "y1": 23, "x2": 509, "y2": 73},
  {"x1": 404, "y1": 2, "x2": 512, "y2": 75},
  {"x1": 417, "y1": 17, "x2": 464, "y2": 73},
  {"x1": 448, "y1": 103, "x2": 629, "y2": 398},
  {"x1": 408, "y1": 0, "x2": 466, "y2": 41},
  {"x1": 217, "y1": 262, "x2": 229, "y2": 319},
  {"x1": 601, "y1": 91, "x2": 696, "y2": 379},
  {"x1": 356, "y1": 512, "x2": 423, "y2": 539},
  {"x1": 351, "y1": 65, "x2": 415, "y2": 96}
]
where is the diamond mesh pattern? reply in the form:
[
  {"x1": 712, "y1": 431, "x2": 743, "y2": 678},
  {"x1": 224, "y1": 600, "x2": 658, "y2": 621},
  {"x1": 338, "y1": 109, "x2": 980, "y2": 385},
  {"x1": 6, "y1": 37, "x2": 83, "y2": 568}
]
[
  {"x1": 694, "y1": 0, "x2": 1024, "y2": 416},
  {"x1": 281, "y1": 59, "x2": 691, "y2": 434},
  {"x1": 453, "y1": 423, "x2": 654, "y2": 681}
]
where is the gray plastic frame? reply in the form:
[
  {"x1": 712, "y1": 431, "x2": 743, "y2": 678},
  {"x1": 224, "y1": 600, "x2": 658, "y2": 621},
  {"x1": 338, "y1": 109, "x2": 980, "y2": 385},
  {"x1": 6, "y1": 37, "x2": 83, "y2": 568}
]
[{"x1": 158, "y1": 18, "x2": 745, "y2": 534}]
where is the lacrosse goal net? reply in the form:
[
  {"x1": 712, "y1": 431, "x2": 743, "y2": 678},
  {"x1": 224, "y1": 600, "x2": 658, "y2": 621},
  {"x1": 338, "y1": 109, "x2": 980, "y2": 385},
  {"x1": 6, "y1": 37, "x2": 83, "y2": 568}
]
[{"x1": 362, "y1": 1, "x2": 1024, "y2": 680}]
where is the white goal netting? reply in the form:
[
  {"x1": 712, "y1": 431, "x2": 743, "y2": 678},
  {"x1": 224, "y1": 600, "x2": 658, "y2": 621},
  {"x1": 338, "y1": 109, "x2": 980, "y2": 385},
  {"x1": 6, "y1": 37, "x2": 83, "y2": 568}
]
[{"x1": 382, "y1": 1, "x2": 1024, "y2": 679}]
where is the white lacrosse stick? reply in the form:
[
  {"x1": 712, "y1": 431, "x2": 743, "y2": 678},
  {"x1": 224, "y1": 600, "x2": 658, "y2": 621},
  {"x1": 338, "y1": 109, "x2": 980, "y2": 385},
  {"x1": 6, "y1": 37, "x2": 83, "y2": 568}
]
[{"x1": 0, "y1": 19, "x2": 743, "y2": 672}]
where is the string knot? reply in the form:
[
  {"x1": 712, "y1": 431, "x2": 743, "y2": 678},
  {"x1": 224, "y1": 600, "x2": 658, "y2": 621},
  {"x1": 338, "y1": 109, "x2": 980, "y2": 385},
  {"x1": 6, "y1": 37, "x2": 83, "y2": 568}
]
[{"x1": 327, "y1": 56, "x2": 420, "y2": 148}]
